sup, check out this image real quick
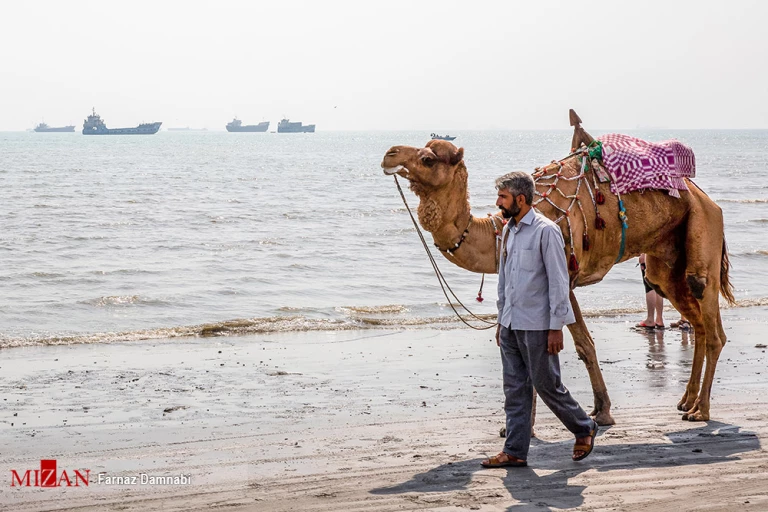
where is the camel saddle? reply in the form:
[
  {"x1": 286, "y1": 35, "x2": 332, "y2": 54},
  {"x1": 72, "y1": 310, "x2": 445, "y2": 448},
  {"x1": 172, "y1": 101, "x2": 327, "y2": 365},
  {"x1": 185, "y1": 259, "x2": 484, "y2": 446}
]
[
  {"x1": 569, "y1": 109, "x2": 696, "y2": 198},
  {"x1": 597, "y1": 133, "x2": 696, "y2": 198}
]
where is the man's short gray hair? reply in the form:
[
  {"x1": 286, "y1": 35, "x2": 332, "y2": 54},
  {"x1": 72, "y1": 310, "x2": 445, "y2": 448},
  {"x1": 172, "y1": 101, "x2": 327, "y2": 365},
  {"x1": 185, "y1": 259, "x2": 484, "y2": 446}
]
[{"x1": 495, "y1": 171, "x2": 534, "y2": 205}]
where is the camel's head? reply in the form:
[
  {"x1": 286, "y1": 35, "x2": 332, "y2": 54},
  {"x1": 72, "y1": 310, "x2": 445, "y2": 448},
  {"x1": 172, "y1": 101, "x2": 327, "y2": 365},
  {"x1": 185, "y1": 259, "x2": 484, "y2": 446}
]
[{"x1": 381, "y1": 140, "x2": 465, "y2": 192}]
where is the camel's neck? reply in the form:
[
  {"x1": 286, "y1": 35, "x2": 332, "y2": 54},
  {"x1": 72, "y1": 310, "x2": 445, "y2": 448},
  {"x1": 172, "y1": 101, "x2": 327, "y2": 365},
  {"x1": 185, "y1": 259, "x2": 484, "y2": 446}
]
[
  {"x1": 414, "y1": 165, "x2": 471, "y2": 248},
  {"x1": 411, "y1": 164, "x2": 499, "y2": 274}
]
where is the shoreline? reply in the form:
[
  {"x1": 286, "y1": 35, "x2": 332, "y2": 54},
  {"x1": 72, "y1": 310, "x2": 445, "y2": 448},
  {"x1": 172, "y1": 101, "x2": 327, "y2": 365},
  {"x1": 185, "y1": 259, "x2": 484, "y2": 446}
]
[
  {"x1": 2, "y1": 303, "x2": 767, "y2": 350},
  {"x1": 1, "y1": 314, "x2": 767, "y2": 510}
]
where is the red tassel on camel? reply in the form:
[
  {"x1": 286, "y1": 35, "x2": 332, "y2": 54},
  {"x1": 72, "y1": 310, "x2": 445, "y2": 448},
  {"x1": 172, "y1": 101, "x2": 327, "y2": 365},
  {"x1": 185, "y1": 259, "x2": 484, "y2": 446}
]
[
  {"x1": 595, "y1": 190, "x2": 605, "y2": 205},
  {"x1": 595, "y1": 215, "x2": 606, "y2": 230},
  {"x1": 569, "y1": 253, "x2": 579, "y2": 272},
  {"x1": 582, "y1": 232, "x2": 590, "y2": 251},
  {"x1": 476, "y1": 274, "x2": 485, "y2": 302}
]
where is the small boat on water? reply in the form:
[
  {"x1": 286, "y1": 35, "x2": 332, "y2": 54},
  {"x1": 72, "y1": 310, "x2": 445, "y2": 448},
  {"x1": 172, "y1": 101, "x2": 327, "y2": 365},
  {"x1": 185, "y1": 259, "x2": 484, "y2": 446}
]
[
  {"x1": 226, "y1": 118, "x2": 269, "y2": 132},
  {"x1": 82, "y1": 108, "x2": 161, "y2": 135},
  {"x1": 34, "y1": 123, "x2": 75, "y2": 133},
  {"x1": 277, "y1": 118, "x2": 315, "y2": 133},
  {"x1": 431, "y1": 133, "x2": 456, "y2": 141}
]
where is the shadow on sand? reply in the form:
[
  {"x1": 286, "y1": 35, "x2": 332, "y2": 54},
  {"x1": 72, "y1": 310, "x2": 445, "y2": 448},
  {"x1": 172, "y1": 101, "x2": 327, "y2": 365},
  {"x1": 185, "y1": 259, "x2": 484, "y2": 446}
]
[{"x1": 370, "y1": 421, "x2": 760, "y2": 510}]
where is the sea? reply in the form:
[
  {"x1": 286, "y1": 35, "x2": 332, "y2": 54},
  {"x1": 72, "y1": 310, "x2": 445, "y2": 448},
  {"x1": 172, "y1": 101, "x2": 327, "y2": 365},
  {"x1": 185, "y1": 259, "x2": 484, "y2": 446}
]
[{"x1": 1, "y1": 130, "x2": 767, "y2": 348}]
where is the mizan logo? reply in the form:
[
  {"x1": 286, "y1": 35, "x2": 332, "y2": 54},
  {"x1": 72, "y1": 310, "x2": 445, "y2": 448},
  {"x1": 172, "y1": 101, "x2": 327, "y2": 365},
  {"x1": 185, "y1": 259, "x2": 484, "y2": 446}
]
[{"x1": 11, "y1": 460, "x2": 90, "y2": 487}]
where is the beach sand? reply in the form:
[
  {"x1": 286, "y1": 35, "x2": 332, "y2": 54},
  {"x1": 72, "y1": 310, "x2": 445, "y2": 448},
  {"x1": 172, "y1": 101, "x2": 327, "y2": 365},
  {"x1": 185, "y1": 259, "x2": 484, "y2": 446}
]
[{"x1": 1, "y1": 308, "x2": 767, "y2": 511}]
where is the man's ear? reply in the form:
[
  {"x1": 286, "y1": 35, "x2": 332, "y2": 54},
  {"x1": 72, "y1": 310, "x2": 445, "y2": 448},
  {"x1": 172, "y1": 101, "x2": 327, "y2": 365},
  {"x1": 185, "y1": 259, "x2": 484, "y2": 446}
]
[{"x1": 450, "y1": 147, "x2": 464, "y2": 166}]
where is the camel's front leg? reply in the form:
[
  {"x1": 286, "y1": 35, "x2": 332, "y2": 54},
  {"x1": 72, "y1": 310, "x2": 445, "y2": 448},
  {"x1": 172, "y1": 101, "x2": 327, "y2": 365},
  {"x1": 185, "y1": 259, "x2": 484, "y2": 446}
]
[{"x1": 567, "y1": 291, "x2": 615, "y2": 426}]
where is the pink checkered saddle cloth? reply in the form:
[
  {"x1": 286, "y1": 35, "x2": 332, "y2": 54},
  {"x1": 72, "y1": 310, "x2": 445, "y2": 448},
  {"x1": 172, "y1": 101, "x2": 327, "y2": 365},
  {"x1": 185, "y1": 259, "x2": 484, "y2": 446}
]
[{"x1": 597, "y1": 133, "x2": 696, "y2": 198}]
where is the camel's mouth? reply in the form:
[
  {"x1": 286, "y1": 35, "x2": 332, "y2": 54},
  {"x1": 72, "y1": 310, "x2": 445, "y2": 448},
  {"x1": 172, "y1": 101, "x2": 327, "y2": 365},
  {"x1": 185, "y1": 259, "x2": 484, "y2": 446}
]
[{"x1": 383, "y1": 165, "x2": 406, "y2": 176}]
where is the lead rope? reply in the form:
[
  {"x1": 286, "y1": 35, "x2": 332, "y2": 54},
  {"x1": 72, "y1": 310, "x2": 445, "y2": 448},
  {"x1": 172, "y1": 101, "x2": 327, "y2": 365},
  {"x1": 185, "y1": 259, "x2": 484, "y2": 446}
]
[
  {"x1": 393, "y1": 175, "x2": 496, "y2": 330},
  {"x1": 477, "y1": 213, "x2": 505, "y2": 303}
]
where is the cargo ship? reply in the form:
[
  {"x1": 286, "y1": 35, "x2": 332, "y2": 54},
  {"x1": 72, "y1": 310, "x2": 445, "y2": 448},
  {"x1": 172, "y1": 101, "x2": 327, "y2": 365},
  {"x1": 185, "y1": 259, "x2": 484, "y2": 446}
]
[
  {"x1": 82, "y1": 108, "x2": 162, "y2": 135},
  {"x1": 431, "y1": 133, "x2": 456, "y2": 141},
  {"x1": 34, "y1": 123, "x2": 75, "y2": 132},
  {"x1": 226, "y1": 118, "x2": 269, "y2": 132},
  {"x1": 277, "y1": 118, "x2": 315, "y2": 133}
]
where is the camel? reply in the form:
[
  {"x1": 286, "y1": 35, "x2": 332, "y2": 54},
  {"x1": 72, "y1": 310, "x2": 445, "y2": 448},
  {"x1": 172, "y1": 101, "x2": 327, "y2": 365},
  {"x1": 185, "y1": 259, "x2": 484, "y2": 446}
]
[{"x1": 380, "y1": 114, "x2": 735, "y2": 425}]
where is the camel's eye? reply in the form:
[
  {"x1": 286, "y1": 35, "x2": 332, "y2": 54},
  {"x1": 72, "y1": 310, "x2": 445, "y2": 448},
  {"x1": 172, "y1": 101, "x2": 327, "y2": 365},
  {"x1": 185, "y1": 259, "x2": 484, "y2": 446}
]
[{"x1": 421, "y1": 155, "x2": 436, "y2": 167}]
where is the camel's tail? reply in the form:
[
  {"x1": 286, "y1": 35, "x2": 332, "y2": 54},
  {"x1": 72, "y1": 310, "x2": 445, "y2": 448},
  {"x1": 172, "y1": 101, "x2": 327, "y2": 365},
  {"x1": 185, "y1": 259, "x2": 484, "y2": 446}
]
[{"x1": 720, "y1": 238, "x2": 736, "y2": 306}]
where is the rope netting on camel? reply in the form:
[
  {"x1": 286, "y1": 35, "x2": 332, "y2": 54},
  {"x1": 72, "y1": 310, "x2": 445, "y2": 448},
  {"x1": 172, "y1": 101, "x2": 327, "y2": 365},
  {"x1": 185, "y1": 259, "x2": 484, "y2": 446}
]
[{"x1": 532, "y1": 141, "x2": 628, "y2": 271}]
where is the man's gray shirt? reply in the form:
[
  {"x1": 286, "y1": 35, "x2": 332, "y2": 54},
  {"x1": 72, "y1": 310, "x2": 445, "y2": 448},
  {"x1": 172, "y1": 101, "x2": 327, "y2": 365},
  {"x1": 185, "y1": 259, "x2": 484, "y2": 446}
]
[{"x1": 497, "y1": 208, "x2": 576, "y2": 331}]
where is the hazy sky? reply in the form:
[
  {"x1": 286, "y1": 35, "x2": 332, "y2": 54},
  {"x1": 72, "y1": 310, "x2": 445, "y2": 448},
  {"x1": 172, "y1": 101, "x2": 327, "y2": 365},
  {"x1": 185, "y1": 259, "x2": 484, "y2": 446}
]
[{"x1": 2, "y1": 0, "x2": 766, "y2": 130}]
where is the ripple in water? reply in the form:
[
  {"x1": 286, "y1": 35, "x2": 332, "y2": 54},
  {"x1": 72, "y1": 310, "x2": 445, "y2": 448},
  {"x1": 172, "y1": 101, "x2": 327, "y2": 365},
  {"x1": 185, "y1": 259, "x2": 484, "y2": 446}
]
[{"x1": 2, "y1": 130, "x2": 768, "y2": 345}]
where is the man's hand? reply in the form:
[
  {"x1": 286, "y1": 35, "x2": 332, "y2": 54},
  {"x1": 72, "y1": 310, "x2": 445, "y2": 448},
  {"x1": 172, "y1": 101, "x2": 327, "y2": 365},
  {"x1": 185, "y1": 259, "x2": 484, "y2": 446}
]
[
  {"x1": 547, "y1": 329, "x2": 564, "y2": 355},
  {"x1": 495, "y1": 324, "x2": 501, "y2": 347}
]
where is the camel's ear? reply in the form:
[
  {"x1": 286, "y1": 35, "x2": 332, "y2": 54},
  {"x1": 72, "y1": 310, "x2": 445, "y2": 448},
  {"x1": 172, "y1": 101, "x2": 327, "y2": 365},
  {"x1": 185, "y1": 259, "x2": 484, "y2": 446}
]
[{"x1": 450, "y1": 147, "x2": 464, "y2": 166}]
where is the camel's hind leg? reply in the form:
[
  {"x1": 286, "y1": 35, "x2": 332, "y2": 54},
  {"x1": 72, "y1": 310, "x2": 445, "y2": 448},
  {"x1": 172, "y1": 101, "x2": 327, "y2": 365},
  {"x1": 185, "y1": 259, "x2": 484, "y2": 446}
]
[
  {"x1": 679, "y1": 208, "x2": 728, "y2": 421},
  {"x1": 676, "y1": 321, "x2": 703, "y2": 413},
  {"x1": 645, "y1": 255, "x2": 705, "y2": 413},
  {"x1": 669, "y1": 287, "x2": 724, "y2": 421},
  {"x1": 682, "y1": 291, "x2": 726, "y2": 421},
  {"x1": 566, "y1": 291, "x2": 615, "y2": 426}
]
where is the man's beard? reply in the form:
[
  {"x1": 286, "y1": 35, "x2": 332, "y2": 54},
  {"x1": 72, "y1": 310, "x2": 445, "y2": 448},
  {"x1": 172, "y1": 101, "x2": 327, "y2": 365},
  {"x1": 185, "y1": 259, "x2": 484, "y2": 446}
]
[{"x1": 500, "y1": 203, "x2": 521, "y2": 220}]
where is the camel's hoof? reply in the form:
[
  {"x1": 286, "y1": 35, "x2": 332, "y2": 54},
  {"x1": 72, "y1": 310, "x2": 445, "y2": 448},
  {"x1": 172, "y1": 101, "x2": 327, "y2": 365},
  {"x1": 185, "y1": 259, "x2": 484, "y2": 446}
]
[
  {"x1": 682, "y1": 401, "x2": 707, "y2": 421},
  {"x1": 593, "y1": 411, "x2": 616, "y2": 426},
  {"x1": 677, "y1": 395, "x2": 691, "y2": 411},
  {"x1": 686, "y1": 411, "x2": 709, "y2": 422}
]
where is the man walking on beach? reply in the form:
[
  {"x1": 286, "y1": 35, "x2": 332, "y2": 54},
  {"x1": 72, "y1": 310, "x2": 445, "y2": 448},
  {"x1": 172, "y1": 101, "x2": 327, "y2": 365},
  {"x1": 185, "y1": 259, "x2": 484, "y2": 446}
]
[{"x1": 481, "y1": 171, "x2": 597, "y2": 468}]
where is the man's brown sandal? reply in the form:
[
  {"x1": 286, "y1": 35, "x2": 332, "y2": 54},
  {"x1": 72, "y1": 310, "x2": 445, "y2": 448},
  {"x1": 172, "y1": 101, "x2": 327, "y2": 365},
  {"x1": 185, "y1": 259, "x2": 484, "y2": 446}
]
[
  {"x1": 481, "y1": 452, "x2": 527, "y2": 468},
  {"x1": 572, "y1": 423, "x2": 597, "y2": 461}
]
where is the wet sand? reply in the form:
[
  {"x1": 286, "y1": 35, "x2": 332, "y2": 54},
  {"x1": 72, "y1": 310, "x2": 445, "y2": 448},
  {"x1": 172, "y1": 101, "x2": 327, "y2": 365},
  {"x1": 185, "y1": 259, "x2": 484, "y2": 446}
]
[{"x1": 1, "y1": 308, "x2": 767, "y2": 511}]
